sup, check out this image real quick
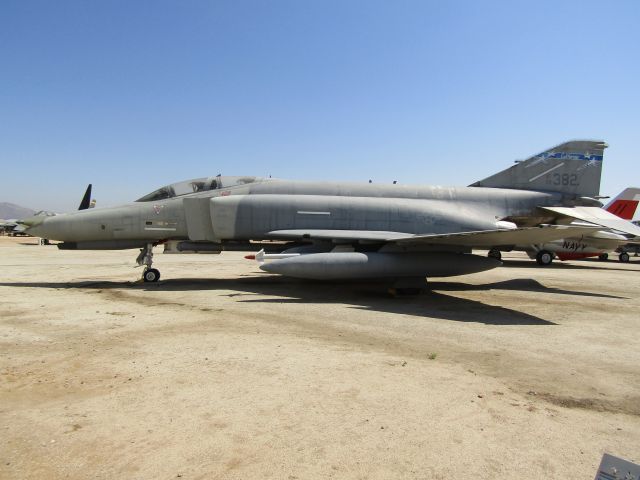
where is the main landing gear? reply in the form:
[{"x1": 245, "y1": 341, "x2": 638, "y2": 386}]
[
  {"x1": 136, "y1": 243, "x2": 161, "y2": 282},
  {"x1": 487, "y1": 248, "x2": 502, "y2": 261},
  {"x1": 535, "y1": 250, "x2": 554, "y2": 266},
  {"x1": 598, "y1": 252, "x2": 630, "y2": 263}
]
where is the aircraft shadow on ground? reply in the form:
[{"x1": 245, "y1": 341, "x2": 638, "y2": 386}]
[
  {"x1": 501, "y1": 259, "x2": 639, "y2": 271},
  {"x1": 1, "y1": 275, "x2": 626, "y2": 326},
  {"x1": 430, "y1": 278, "x2": 624, "y2": 299}
]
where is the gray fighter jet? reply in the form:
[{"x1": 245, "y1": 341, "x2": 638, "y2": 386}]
[{"x1": 21, "y1": 140, "x2": 640, "y2": 289}]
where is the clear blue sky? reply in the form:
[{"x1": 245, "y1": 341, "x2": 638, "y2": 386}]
[{"x1": 1, "y1": 0, "x2": 639, "y2": 214}]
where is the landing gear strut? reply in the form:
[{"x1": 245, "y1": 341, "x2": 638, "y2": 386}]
[{"x1": 137, "y1": 243, "x2": 161, "y2": 282}]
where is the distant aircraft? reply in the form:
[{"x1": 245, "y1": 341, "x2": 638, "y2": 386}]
[
  {"x1": 0, "y1": 219, "x2": 21, "y2": 235},
  {"x1": 620, "y1": 220, "x2": 640, "y2": 259},
  {"x1": 21, "y1": 140, "x2": 640, "y2": 291},
  {"x1": 486, "y1": 187, "x2": 640, "y2": 264}
]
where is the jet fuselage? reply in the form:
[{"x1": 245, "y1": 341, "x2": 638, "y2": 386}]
[{"x1": 26, "y1": 179, "x2": 564, "y2": 246}]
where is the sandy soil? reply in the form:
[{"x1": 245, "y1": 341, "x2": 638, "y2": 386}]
[{"x1": 1, "y1": 235, "x2": 639, "y2": 479}]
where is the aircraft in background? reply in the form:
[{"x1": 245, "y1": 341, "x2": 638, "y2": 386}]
[
  {"x1": 21, "y1": 140, "x2": 640, "y2": 291},
  {"x1": 486, "y1": 187, "x2": 640, "y2": 264},
  {"x1": 0, "y1": 219, "x2": 23, "y2": 236},
  {"x1": 620, "y1": 220, "x2": 640, "y2": 259}
]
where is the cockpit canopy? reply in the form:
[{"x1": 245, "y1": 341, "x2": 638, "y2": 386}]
[{"x1": 136, "y1": 176, "x2": 259, "y2": 202}]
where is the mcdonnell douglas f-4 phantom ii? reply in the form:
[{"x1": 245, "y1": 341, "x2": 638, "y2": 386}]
[{"x1": 21, "y1": 140, "x2": 640, "y2": 290}]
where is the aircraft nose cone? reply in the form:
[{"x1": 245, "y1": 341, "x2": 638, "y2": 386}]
[
  {"x1": 19, "y1": 216, "x2": 45, "y2": 228},
  {"x1": 21, "y1": 215, "x2": 58, "y2": 239}
]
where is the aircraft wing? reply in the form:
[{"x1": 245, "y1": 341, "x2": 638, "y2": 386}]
[
  {"x1": 267, "y1": 225, "x2": 599, "y2": 247},
  {"x1": 539, "y1": 206, "x2": 640, "y2": 237},
  {"x1": 393, "y1": 225, "x2": 599, "y2": 246},
  {"x1": 267, "y1": 230, "x2": 410, "y2": 242}
]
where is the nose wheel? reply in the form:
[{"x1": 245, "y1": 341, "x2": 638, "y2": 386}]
[
  {"x1": 143, "y1": 268, "x2": 161, "y2": 283},
  {"x1": 137, "y1": 243, "x2": 161, "y2": 282}
]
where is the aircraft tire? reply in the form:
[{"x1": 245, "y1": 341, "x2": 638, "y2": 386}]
[
  {"x1": 536, "y1": 250, "x2": 553, "y2": 266},
  {"x1": 598, "y1": 253, "x2": 609, "y2": 261},
  {"x1": 619, "y1": 252, "x2": 630, "y2": 263},
  {"x1": 143, "y1": 268, "x2": 161, "y2": 282},
  {"x1": 488, "y1": 248, "x2": 502, "y2": 261}
]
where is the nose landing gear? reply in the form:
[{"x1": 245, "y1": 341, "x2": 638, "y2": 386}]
[
  {"x1": 143, "y1": 267, "x2": 161, "y2": 282},
  {"x1": 136, "y1": 243, "x2": 161, "y2": 282}
]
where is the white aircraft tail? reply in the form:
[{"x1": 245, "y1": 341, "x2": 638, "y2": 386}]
[{"x1": 604, "y1": 187, "x2": 640, "y2": 220}]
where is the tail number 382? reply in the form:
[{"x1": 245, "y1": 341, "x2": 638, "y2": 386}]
[{"x1": 546, "y1": 173, "x2": 579, "y2": 186}]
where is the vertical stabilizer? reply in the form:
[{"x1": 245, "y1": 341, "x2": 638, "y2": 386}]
[
  {"x1": 604, "y1": 187, "x2": 640, "y2": 220},
  {"x1": 470, "y1": 140, "x2": 607, "y2": 197},
  {"x1": 78, "y1": 184, "x2": 93, "y2": 210}
]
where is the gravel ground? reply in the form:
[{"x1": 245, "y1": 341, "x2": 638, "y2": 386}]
[{"x1": 1, "y1": 236, "x2": 639, "y2": 479}]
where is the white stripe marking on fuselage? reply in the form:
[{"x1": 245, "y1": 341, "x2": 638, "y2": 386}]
[
  {"x1": 144, "y1": 227, "x2": 177, "y2": 231},
  {"x1": 297, "y1": 211, "x2": 331, "y2": 215}
]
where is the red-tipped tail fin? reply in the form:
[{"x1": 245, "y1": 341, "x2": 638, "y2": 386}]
[{"x1": 604, "y1": 187, "x2": 640, "y2": 220}]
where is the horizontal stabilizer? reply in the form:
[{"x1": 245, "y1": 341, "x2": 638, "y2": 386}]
[
  {"x1": 539, "y1": 206, "x2": 640, "y2": 237},
  {"x1": 395, "y1": 225, "x2": 600, "y2": 247}
]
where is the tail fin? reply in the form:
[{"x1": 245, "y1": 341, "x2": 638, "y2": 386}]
[
  {"x1": 470, "y1": 140, "x2": 607, "y2": 197},
  {"x1": 78, "y1": 184, "x2": 92, "y2": 210},
  {"x1": 604, "y1": 187, "x2": 640, "y2": 219}
]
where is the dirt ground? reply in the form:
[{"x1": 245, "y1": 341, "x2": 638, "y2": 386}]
[{"x1": 1, "y1": 235, "x2": 639, "y2": 479}]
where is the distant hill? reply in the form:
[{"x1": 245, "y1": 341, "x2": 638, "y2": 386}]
[{"x1": 0, "y1": 202, "x2": 35, "y2": 220}]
